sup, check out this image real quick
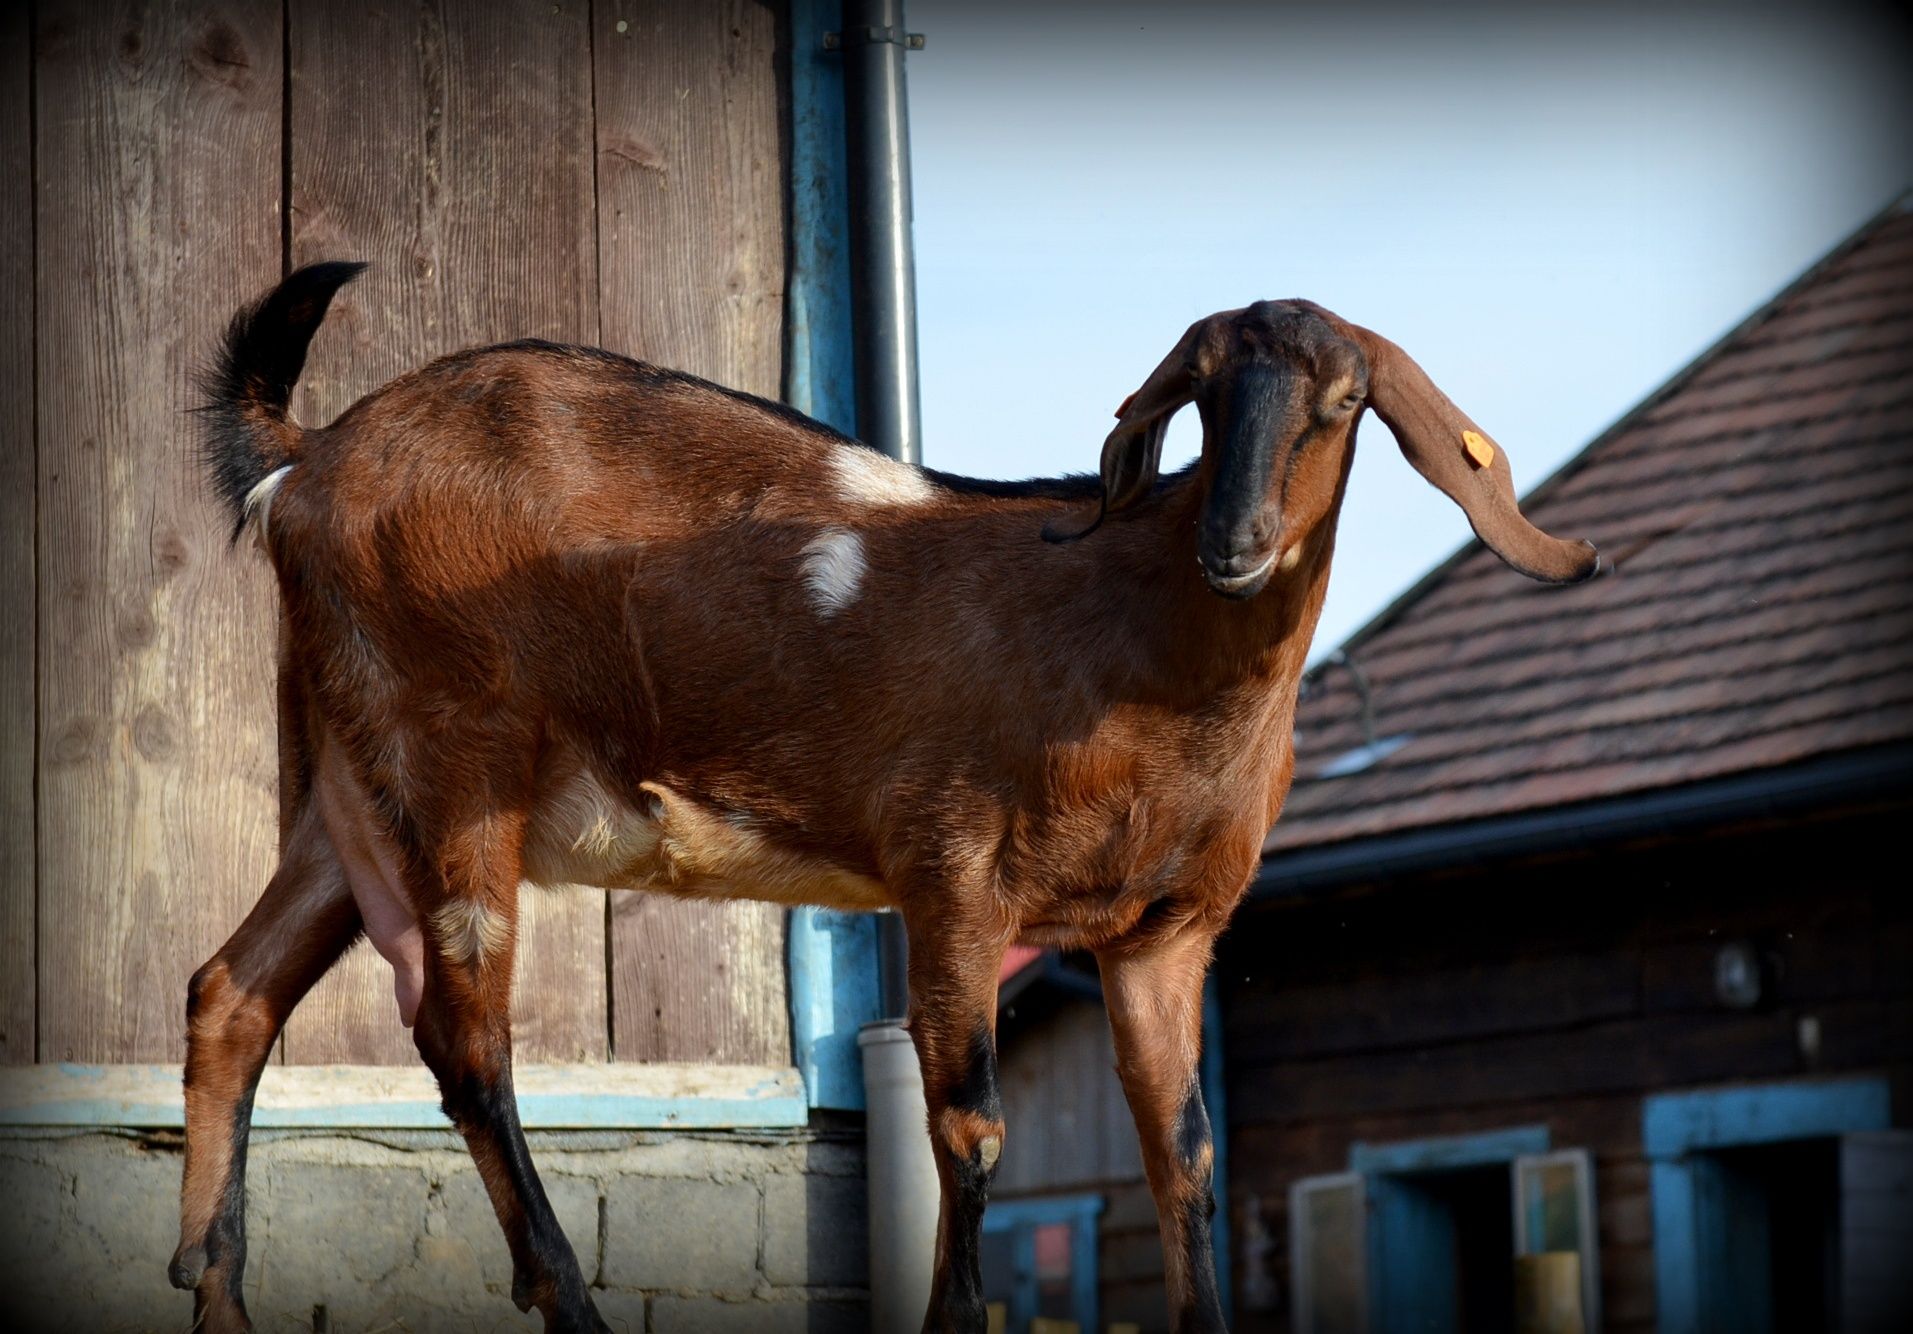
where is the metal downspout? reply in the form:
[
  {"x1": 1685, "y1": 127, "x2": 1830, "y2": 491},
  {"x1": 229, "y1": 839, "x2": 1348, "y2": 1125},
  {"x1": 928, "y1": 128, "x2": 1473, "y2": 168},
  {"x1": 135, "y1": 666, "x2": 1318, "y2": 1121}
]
[{"x1": 839, "y1": 3, "x2": 939, "y2": 1330}]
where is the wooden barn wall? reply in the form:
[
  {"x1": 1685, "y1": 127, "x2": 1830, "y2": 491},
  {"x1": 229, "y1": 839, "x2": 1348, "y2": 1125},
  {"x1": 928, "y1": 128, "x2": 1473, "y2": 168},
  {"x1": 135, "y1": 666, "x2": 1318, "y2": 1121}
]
[
  {"x1": 1, "y1": 1, "x2": 36, "y2": 1063},
  {"x1": 997, "y1": 996, "x2": 1166, "y2": 1328},
  {"x1": 1219, "y1": 805, "x2": 1913, "y2": 1334},
  {"x1": 10, "y1": 0, "x2": 791, "y2": 1067},
  {"x1": 998, "y1": 996, "x2": 1144, "y2": 1196}
]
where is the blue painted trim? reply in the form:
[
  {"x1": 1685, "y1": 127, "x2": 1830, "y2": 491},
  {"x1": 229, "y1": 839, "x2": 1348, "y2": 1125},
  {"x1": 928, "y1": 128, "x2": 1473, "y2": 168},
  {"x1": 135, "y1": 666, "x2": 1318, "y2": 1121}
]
[
  {"x1": 1352, "y1": 1124, "x2": 1549, "y2": 1334},
  {"x1": 1369, "y1": 1172, "x2": 1460, "y2": 1334},
  {"x1": 1349, "y1": 1123, "x2": 1550, "y2": 1175},
  {"x1": 1202, "y1": 974, "x2": 1234, "y2": 1325},
  {"x1": 981, "y1": 1192, "x2": 1106, "y2": 1231},
  {"x1": 3, "y1": 1092, "x2": 811, "y2": 1131},
  {"x1": 983, "y1": 1192, "x2": 1105, "y2": 1334},
  {"x1": 1643, "y1": 1077, "x2": 1891, "y2": 1334},
  {"x1": 787, "y1": 909, "x2": 883, "y2": 1109},
  {"x1": 1642, "y1": 1076, "x2": 1891, "y2": 1159},
  {"x1": 784, "y1": 0, "x2": 880, "y2": 1112},
  {"x1": 786, "y1": 0, "x2": 858, "y2": 437},
  {"x1": 1650, "y1": 1159, "x2": 1702, "y2": 1334},
  {"x1": 0, "y1": 1063, "x2": 810, "y2": 1130}
]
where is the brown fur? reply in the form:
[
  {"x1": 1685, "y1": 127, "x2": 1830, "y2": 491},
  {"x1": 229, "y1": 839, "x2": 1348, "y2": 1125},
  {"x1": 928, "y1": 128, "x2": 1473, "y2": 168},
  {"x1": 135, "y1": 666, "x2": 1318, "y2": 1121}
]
[{"x1": 177, "y1": 289, "x2": 1597, "y2": 1333}]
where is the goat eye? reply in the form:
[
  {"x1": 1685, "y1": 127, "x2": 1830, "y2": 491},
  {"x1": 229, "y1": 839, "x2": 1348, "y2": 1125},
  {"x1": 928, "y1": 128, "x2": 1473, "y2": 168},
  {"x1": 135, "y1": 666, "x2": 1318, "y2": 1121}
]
[{"x1": 1339, "y1": 391, "x2": 1364, "y2": 411}]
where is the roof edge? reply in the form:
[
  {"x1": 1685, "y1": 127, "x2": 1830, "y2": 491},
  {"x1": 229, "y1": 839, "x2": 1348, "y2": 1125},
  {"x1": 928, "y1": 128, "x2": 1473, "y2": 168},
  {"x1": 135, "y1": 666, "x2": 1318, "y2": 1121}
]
[
  {"x1": 1254, "y1": 741, "x2": 1913, "y2": 899},
  {"x1": 1308, "y1": 189, "x2": 1913, "y2": 684}
]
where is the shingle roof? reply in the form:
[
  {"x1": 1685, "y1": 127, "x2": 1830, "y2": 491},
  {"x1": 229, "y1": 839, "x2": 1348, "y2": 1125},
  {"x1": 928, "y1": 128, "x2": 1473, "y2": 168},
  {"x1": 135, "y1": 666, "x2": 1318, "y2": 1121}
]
[{"x1": 1265, "y1": 202, "x2": 1913, "y2": 857}]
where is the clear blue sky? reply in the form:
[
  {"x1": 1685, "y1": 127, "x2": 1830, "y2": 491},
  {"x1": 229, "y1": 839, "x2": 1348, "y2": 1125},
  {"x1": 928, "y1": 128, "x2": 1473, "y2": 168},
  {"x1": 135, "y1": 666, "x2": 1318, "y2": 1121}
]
[{"x1": 907, "y1": 0, "x2": 1910, "y2": 659}]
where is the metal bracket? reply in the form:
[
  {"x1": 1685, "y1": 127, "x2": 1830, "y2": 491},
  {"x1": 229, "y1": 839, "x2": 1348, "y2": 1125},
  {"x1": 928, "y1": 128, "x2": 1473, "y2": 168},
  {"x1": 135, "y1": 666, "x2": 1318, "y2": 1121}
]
[{"x1": 823, "y1": 27, "x2": 925, "y2": 50}]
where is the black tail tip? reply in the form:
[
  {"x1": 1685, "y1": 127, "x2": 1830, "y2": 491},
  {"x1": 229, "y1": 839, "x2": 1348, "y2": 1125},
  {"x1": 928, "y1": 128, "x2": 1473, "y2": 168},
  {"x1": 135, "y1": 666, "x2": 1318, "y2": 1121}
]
[{"x1": 200, "y1": 260, "x2": 369, "y2": 534}]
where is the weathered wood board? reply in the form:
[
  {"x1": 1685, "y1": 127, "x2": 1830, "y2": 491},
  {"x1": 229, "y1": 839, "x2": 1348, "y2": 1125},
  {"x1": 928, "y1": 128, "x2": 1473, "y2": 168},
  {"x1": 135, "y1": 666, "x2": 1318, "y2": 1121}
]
[
  {"x1": 281, "y1": 0, "x2": 606, "y2": 1064},
  {"x1": 34, "y1": 0, "x2": 284, "y2": 1063},
  {"x1": 0, "y1": 0, "x2": 36, "y2": 1062},
  {"x1": 595, "y1": 0, "x2": 791, "y2": 1064},
  {"x1": 19, "y1": 0, "x2": 797, "y2": 1071}
]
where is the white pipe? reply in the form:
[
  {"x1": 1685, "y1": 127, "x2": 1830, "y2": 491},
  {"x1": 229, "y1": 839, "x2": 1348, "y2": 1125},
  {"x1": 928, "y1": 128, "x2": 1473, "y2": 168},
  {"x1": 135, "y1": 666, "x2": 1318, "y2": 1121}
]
[{"x1": 859, "y1": 1020, "x2": 940, "y2": 1332}]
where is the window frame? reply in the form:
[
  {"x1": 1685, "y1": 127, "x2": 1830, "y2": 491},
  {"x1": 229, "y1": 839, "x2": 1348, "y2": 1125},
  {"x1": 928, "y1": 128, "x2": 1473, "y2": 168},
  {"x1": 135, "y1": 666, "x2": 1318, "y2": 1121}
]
[
  {"x1": 981, "y1": 1192, "x2": 1105, "y2": 1334},
  {"x1": 1512, "y1": 1148, "x2": 1602, "y2": 1333},
  {"x1": 1642, "y1": 1076, "x2": 1891, "y2": 1334},
  {"x1": 1290, "y1": 1170, "x2": 1370, "y2": 1334}
]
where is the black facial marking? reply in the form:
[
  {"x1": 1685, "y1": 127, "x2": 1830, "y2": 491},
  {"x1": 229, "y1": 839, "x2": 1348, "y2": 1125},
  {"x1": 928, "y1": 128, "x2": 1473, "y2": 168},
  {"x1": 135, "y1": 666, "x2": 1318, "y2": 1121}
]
[{"x1": 1200, "y1": 361, "x2": 1288, "y2": 571}]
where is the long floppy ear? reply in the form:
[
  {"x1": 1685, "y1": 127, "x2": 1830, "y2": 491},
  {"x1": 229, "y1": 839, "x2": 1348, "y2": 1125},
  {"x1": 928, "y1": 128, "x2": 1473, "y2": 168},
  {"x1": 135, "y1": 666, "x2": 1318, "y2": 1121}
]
[
  {"x1": 1344, "y1": 324, "x2": 1600, "y2": 583},
  {"x1": 1044, "y1": 312, "x2": 1235, "y2": 542}
]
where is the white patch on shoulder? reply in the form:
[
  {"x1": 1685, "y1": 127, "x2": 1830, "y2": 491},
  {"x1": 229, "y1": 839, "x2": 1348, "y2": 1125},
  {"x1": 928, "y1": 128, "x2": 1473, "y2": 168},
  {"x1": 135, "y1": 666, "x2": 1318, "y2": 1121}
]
[
  {"x1": 429, "y1": 897, "x2": 511, "y2": 965},
  {"x1": 828, "y1": 443, "x2": 936, "y2": 507},
  {"x1": 242, "y1": 464, "x2": 294, "y2": 548},
  {"x1": 800, "y1": 528, "x2": 867, "y2": 617}
]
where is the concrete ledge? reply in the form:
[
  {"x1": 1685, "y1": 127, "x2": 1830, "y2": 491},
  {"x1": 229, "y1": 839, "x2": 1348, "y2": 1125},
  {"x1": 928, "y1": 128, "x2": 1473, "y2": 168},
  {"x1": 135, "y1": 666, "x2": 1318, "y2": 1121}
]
[{"x1": 0, "y1": 1062, "x2": 810, "y2": 1129}]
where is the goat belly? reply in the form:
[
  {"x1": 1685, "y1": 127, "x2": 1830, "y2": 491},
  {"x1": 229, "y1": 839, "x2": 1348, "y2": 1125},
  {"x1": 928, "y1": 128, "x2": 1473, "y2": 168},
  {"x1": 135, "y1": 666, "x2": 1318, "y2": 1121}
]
[{"x1": 521, "y1": 768, "x2": 892, "y2": 911}]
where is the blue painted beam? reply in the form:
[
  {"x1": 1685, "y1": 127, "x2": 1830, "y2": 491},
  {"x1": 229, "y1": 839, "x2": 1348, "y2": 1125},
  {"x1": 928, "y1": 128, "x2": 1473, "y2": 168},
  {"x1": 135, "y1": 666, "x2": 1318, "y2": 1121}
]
[
  {"x1": 783, "y1": 0, "x2": 884, "y2": 1112},
  {"x1": 1349, "y1": 1123, "x2": 1550, "y2": 1175},
  {"x1": 1642, "y1": 1076, "x2": 1890, "y2": 1334},
  {"x1": 0, "y1": 1063, "x2": 810, "y2": 1131},
  {"x1": 1642, "y1": 1075, "x2": 1891, "y2": 1159},
  {"x1": 786, "y1": 0, "x2": 858, "y2": 437},
  {"x1": 1202, "y1": 973, "x2": 1234, "y2": 1325}
]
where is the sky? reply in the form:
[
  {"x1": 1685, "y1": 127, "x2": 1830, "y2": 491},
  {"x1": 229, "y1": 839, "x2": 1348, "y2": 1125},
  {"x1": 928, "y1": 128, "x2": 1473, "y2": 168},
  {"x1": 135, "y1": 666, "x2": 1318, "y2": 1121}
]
[{"x1": 906, "y1": 0, "x2": 1911, "y2": 659}]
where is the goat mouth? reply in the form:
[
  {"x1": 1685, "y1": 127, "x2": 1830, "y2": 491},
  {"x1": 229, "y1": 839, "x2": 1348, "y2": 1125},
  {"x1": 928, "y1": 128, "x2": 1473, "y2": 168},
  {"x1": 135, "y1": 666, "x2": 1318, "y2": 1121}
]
[{"x1": 1201, "y1": 547, "x2": 1279, "y2": 598}]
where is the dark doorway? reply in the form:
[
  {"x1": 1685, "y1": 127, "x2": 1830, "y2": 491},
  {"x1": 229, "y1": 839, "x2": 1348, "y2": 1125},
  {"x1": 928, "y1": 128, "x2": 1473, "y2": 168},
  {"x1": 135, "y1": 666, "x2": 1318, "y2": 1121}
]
[
  {"x1": 1372, "y1": 1163, "x2": 1515, "y2": 1334},
  {"x1": 1697, "y1": 1137, "x2": 1841, "y2": 1334}
]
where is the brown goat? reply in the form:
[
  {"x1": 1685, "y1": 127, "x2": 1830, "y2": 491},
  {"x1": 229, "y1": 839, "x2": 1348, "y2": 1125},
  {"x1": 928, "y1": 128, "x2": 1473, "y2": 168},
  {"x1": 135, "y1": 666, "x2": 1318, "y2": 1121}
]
[{"x1": 172, "y1": 263, "x2": 1597, "y2": 1333}]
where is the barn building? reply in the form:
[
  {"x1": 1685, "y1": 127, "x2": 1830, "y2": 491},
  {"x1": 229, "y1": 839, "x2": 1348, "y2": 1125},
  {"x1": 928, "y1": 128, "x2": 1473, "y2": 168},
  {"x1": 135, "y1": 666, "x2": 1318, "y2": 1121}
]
[
  {"x1": 984, "y1": 202, "x2": 1913, "y2": 1334},
  {"x1": 1224, "y1": 200, "x2": 1913, "y2": 1334}
]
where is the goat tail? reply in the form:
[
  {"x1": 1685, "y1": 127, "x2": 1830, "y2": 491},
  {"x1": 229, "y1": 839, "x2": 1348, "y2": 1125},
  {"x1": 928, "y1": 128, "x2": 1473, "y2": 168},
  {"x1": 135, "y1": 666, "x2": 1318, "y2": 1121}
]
[{"x1": 199, "y1": 260, "x2": 366, "y2": 540}]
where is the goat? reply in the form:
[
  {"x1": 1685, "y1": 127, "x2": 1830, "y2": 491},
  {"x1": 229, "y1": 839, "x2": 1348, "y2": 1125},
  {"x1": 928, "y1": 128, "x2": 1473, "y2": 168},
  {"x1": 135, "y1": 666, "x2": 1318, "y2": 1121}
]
[{"x1": 172, "y1": 262, "x2": 1598, "y2": 1334}]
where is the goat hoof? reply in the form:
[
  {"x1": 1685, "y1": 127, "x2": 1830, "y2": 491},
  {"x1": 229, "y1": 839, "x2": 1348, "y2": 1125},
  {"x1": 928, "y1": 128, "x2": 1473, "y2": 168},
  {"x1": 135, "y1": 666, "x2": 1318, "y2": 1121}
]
[
  {"x1": 548, "y1": 1306, "x2": 612, "y2": 1334},
  {"x1": 168, "y1": 1243, "x2": 208, "y2": 1290}
]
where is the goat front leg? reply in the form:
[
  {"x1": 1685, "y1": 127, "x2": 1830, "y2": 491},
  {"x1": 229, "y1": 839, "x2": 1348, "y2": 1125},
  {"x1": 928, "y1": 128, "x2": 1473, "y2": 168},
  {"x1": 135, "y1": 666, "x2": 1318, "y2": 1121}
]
[
  {"x1": 1098, "y1": 925, "x2": 1227, "y2": 1334},
  {"x1": 408, "y1": 805, "x2": 608, "y2": 1333},
  {"x1": 905, "y1": 910, "x2": 1012, "y2": 1333},
  {"x1": 172, "y1": 801, "x2": 363, "y2": 1332}
]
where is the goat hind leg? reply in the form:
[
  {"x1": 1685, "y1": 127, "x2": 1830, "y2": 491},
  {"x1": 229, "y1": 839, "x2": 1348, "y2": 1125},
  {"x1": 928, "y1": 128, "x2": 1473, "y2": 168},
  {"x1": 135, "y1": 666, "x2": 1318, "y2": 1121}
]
[
  {"x1": 172, "y1": 801, "x2": 362, "y2": 1331},
  {"x1": 409, "y1": 810, "x2": 606, "y2": 1333}
]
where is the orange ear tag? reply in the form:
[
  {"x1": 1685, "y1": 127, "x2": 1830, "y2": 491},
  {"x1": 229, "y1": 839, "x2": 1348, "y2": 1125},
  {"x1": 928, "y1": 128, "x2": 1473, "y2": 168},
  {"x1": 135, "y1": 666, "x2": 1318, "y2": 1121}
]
[
  {"x1": 1462, "y1": 430, "x2": 1496, "y2": 468},
  {"x1": 1115, "y1": 392, "x2": 1136, "y2": 420}
]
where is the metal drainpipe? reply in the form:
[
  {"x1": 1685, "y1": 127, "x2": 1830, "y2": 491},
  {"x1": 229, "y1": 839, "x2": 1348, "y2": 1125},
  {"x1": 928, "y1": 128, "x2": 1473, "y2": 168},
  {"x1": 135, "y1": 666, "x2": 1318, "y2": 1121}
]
[{"x1": 839, "y1": 3, "x2": 940, "y2": 1331}]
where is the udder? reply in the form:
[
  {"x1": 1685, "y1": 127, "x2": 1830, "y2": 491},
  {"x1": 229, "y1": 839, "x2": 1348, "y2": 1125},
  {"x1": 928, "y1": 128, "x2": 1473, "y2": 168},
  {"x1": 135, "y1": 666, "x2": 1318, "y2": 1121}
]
[{"x1": 313, "y1": 743, "x2": 425, "y2": 1026}]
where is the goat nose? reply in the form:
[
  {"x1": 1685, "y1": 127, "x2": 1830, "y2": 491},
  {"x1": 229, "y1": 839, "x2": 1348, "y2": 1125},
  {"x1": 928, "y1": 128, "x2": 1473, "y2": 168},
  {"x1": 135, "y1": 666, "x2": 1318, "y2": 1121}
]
[{"x1": 1199, "y1": 544, "x2": 1272, "y2": 578}]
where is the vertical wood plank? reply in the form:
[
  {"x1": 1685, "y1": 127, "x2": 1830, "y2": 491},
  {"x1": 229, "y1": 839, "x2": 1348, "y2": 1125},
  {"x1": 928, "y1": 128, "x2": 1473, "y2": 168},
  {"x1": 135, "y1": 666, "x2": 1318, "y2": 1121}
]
[
  {"x1": 595, "y1": 0, "x2": 791, "y2": 1064},
  {"x1": 0, "y1": 2, "x2": 35, "y2": 1062},
  {"x1": 280, "y1": 0, "x2": 605, "y2": 1064},
  {"x1": 34, "y1": 0, "x2": 283, "y2": 1063}
]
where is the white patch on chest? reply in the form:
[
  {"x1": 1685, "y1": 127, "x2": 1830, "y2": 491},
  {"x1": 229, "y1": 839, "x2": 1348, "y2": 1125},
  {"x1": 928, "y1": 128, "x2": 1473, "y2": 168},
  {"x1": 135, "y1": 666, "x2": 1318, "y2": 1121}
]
[
  {"x1": 800, "y1": 528, "x2": 867, "y2": 617},
  {"x1": 522, "y1": 767, "x2": 891, "y2": 912},
  {"x1": 827, "y1": 443, "x2": 936, "y2": 507}
]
